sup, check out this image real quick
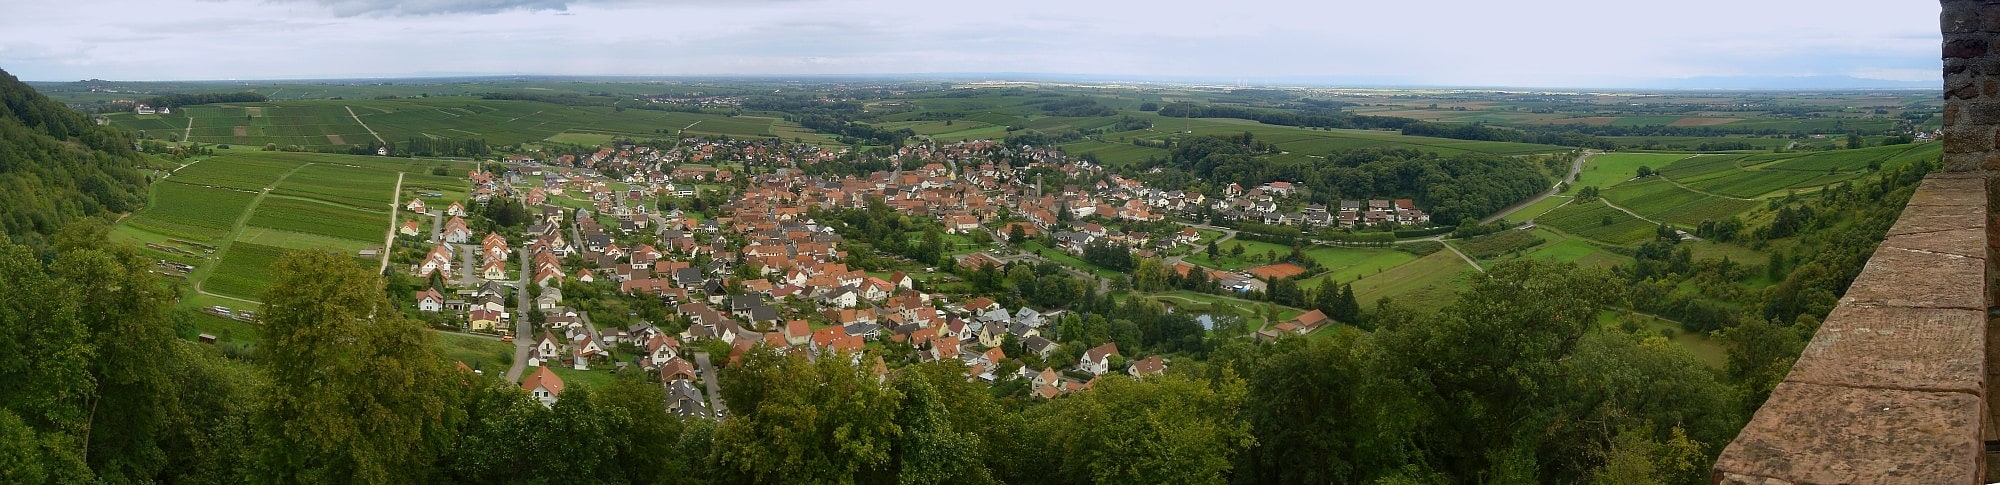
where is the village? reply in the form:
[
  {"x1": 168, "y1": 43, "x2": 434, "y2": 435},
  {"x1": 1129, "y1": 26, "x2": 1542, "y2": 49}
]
[{"x1": 390, "y1": 136, "x2": 1428, "y2": 415}]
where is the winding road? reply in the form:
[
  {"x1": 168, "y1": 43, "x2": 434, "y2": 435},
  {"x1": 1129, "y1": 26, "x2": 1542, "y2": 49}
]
[{"x1": 1481, "y1": 150, "x2": 1596, "y2": 225}]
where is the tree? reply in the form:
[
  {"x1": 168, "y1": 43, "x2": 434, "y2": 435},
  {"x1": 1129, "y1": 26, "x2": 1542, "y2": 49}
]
[
  {"x1": 712, "y1": 347, "x2": 901, "y2": 483},
  {"x1": 1206, "y1": 240, "x2": 1219, "y2": 259},
  {"x1": 1008, "y1": 224, "x2": 1027, "y2": 245},
  {"x1": 1020, "y1": 373, "x2": 1253, "y2": 483},
  {"x1": 253, "y1": 250, "x2": 464, "y2": 483}
]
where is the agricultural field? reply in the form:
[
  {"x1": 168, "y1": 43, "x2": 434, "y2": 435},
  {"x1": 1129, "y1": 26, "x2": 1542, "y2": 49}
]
[
  {"x1": 1600, "y1": 178, "x2": 1757, "y2": 226},
  {"x1": 120, "y1": 182, "x2": 258, "y2": 241},
  {"x1": 271, "y1": 163, "x2": 401, "y2": 208},
  {"x1": 202, "y1": 242, "x2": 289, "y2": 300},
  {"x1": 1574, "y1": 153, "x2": 1691, "y2": 189},
  {"x1": 1350, "y1": 251, "x2": 1476, "y2": 309},
  {"x1": 247, "y1": 197, "x2": 391, "y2": 243},
  {"x1": 1299, "y1": 247, "x2": 1420, "y2": 289},
  {"x1": 1536, "y1": 200, "x2": 1657, "y2": 245}
]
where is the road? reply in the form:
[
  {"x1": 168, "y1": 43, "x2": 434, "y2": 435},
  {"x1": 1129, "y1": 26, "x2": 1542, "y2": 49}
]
[
  {"x1": 456, "y1": 243, "x2": 479, "y2": 287},
  {"x1": 504, "y1": 246, "x2": 533, "y2": 382},
  {"x1": 380, "y1": 172, "x2": 405, "y2": 274},
  {"x1": 693, "y1": 351, "x2": 728, "y2": 419},
  {"x1": 1481, "y1": 150, "x2": 1595, "y2": 225},
  {"x1": 1165, "y1": 223, "x2": 1240, "y2": 267}
]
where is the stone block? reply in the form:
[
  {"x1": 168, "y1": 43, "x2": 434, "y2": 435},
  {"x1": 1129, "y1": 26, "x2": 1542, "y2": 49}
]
[
  {"x1": 1946, "y1": 38, "x2": 1989, "y2": 58},
  {"x1": 1881, "y1": 228, "x2": 1986, "y2": 258},
  {"x1": 1967, "y1": 100, "x2": 2000, "y2": 124},
  {"x1": 1944, "y1": 126, "x2": 1990, "y2": 154},
  {"x1": 1787, "y1": 305, "x2": 1986, "y2": 394},
  {"x1": 1909, "y1": 175, "x2": 1990, "y2": 204},
  {"x1": 1714, "y1": 382, "x2": 1982, "y2": 485},
  {"x1": 1887, "y1": 202, "x2": 1987, "y2": 236},
  {"x1": 1838, "y1": 245, "x2": 1984, "y2": 310}
]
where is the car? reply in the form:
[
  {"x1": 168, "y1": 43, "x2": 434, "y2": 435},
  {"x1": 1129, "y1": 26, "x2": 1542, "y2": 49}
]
[{"x1": 501, "y1": 335, "x2": 515, "y2": 342}]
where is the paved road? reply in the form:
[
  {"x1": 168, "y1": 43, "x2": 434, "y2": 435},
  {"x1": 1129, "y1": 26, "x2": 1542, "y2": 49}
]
[
  {"x1": 504, "y1": 246, "x2": 533, "y2": 382},
  {"x1": 1481, "y1": 150, "x2": 1595, "y2": 225},
  {"x1": 456, "y1": 243, "x2": 479, "y2": 287},
  {"x1": 693, "y1": 351, "x2": 728, "y2": 419}
]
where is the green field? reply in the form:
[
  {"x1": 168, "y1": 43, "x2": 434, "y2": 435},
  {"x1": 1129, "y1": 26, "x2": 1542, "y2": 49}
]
[
  {"x1": 1184, "y1": 238, "x2": 1294, "y2": 271},
  {"x1": 1537, "y1": 200, "x2": 1657, "y2": 245},
  {"x1": 271, "y1": 163, "x2": 400, "y2": 208},
  {"x1": 1575, "y1": 153, "x2": 1691, "y2": 189},
  {"x1": 203, "y1": 242, "x2": 289, "y2": 300},
  {"x1": 1600, "y1": 178, "x2": 1757, "y2": 226},
  {"x1": 1299, "y1": 248, "x2": 1420, "y2": 289},
  {"x1": 1350, "y1": 251, "x2": 1476, "y2": 309},
  {"x1": 247, "y1": 197, "x2": 391, "y2": 243},
  {"x1": 122, "y1": 182, "x2": 259, "y2": 241}
]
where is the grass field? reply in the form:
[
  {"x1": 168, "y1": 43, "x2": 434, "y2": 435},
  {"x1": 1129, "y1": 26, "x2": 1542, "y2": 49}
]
[
  {"x1": 1575, "y1": 153, "x2": 1692, "y2": 189},
  {"x1": 1183, "y1": 238, "x2": 1294, "y2": 271},
  {"x1": 1350, "y1": 251, "x2": 1476, "y2": 310},
  {"x1": 439, "y1": 332, "x2": 513, "y2": 374},
  {"x1": 1299, "y1": 248, "x2": 1420, "y2": 289},
  {"x1": 270, "y1": 163, "x2": 400, "y2": 208}
]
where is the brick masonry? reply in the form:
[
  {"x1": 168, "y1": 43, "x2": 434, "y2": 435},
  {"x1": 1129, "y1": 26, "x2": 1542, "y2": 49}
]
[{"x1": 1710, "y1": 2, "x2": 1995, "y2": 483}]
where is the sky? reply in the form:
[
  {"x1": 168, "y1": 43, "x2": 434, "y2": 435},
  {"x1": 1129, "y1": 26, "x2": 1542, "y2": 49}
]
[{"x1": 0, "y1": 0, "x2": 1943, "y2": 88}]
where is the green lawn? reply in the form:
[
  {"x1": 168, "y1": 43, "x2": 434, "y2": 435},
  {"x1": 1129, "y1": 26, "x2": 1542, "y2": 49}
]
[
  {"x1": 1022, "y1": 242, "x2": 1123, "y2": 279},
  {"x1": 1182, "y1": 239, "x2": 1293, "y2": 271},
  {"x1": 549, "y1": 366, "x2": 622, "y2": 390}
]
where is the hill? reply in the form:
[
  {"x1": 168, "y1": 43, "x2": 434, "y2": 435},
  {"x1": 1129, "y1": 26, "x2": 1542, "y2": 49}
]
[{"x1": 0, "y1": 68, "x2": 148, "y2": 246}]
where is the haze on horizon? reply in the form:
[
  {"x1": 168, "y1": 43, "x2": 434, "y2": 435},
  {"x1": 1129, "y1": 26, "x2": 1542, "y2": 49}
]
[{"x1": 0, "y1": 0, "x2": 1941, "y2": 89}]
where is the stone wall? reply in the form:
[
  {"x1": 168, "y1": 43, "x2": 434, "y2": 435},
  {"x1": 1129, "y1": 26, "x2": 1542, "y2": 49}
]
[{"x1": 1710, "y1": 2, "x2": 1993, "y2": 483}]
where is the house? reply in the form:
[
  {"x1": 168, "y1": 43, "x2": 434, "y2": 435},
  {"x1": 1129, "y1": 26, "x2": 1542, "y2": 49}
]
[
  {"x1": 446, "y1": 201, "x2": 467, "y2": 217},
  {"x1": 442, "y1": 217, "x2": 472, "y2": 244},
  {"x1": 406, "y1": 198, "x2": 427, "y2": 213},
  {"x1": 665, "y1": 380, "x2": 708, "y2": 419},
  {"x1": 400, "y1": 220, "x2": 420, "y2": 237},
  {"x1": 522, "y1": 367, "x2": 565, "y2": 407},
  {"x1": 468, "y1": 308, "x2": 501, "y2": 332},
  {"x1": 1286, "y1": 309, "x2": 1330, "y2": 334},
  {"x1": 1080, "y1": 342, "x2": 1120, "y2": 375},
  {"x1": 480, "y1": 260, "x2": 508, "y2": 281},
  {"x1": 1127, "y1": 355, "x2": 1166, "y2": 378},
  {"x1": 536, "y1": 286, "x2": 563, "y2": 311},
  {"x1": 1022, "y1": 335, "x2": 1058, "y2": 359},
  {"x1": 415, "y1": 288, "x2": 445, "y2": 312}
]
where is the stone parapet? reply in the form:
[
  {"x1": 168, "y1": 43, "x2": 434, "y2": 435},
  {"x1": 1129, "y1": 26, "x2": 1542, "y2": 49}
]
[{"x1": 1712, "y1": 3, "x2": 1994, "y2": 482}]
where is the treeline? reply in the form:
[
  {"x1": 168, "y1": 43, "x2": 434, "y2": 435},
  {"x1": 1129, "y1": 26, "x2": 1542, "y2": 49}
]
[
  {"x1": 1143, "y1": 140, "x2": 1548, "y2": 225},
  {"x1": 793, "y1": 113, "x2": 914, "y2": 146},
  {"x1": 0, "y1": 68, "x2": 148, "y2": 250},
  {"x1": 142, "y1": 91, "x2": 266, "y2": 108},
  {"x1": 394, "y1": 136, "x2": 491, "y2": 157},
  {"x1": 480, "y1": 92, "x2": 597, "y2": 106},
  {"x1": 1157, "y1": 102, "x2": 1414, "y2": 131},
  {"x1": 1040, "y1": 98, "x2": 1115, "y2": 117}
]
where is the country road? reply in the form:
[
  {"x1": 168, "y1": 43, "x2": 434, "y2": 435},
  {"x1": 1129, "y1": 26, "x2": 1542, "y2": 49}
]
[
  {"x1": 346, "y1": 106, "x2": 385, "y2": 144},
  {"x1": 1597, "y1": 198, "x2": 1702, "y2": 241},
  {"x1": 1481, "y1": 150, "x2": 1595, "y2": 225},
  {"x1": 380, "y1": 172, "x2": 404, "y2": 274}
]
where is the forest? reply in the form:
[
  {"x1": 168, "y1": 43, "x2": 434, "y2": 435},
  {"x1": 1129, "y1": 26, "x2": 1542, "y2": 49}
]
[
  {"x1": 1139, "y1": 138, "x2": 1551, "y2": 226},
  {"x1": 0, "y1": 68, "x2": 149, "y2": 251}
]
